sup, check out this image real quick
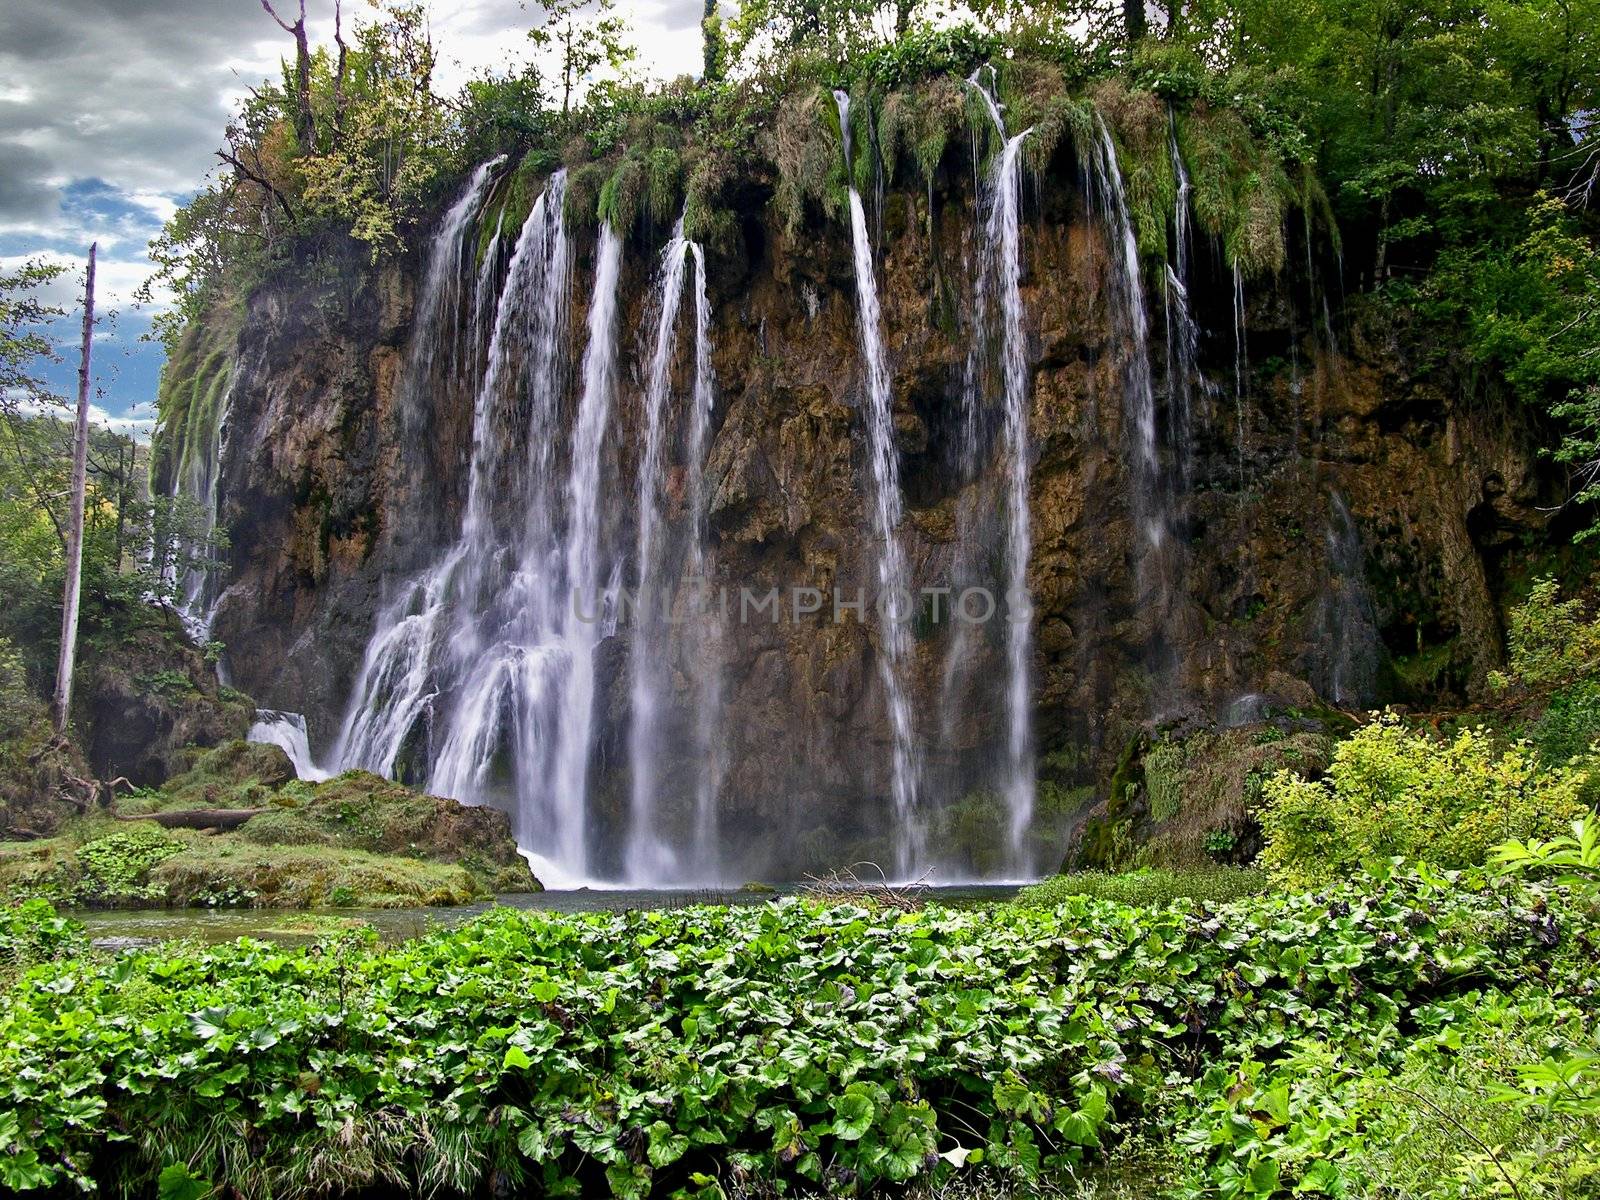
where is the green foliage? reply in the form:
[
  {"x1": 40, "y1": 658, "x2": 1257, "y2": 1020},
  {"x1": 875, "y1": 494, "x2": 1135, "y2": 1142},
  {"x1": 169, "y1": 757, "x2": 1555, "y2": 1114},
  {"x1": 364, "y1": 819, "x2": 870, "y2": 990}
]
[
  {"x1": 878, "y1": 76, "x2": 967, "y2": 187},
  {"x1": 1142, "y1": 738, "x2": 1185, "y2": 822},
  {"x1": 1260, "y1": 712, "x2": 1595, "y2": 885},
  {"x1": 772, "y1": 87, "x2": 846, "y2": 236},
  {"x1": 0, "y1": 260, "x2": 67, "y2": 417},
  {"x1": 1494, "y1": 815, "x2": 1600, "y2": 893},
  {"x1": 1491, "y1": 575, "x2": 1600, "y2": 693},
  {"x1": 0, "y1": 899, "x2": 84, "y2": 982},
  {"x1": 71, "y1": 831, "x2": 185, "y2": 904},
  {"x1": 0, "y1": 867, "x2": 1585, "y2": 1197}
]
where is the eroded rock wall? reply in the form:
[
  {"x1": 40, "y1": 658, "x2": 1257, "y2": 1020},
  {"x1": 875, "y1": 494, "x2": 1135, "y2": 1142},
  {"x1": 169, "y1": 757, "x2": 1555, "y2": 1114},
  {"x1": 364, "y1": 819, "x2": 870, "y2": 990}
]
[{"x1": 197, "y1": 165, "x2": 1554, "y2": 876}]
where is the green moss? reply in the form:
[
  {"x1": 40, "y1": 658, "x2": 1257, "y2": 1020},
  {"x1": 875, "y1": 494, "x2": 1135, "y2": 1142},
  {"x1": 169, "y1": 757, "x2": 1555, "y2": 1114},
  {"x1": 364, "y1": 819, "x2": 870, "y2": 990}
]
[
  {"x1": 1, "y1": 745, "x2": 540, "y2": 908},
  {"x1": 878, "y1": 76, "x2": 967, "y2": 186},
  {"x1": 149, "y1": 842, "x2": 487, "y2": 908},
  {"x1": 1176, "y1": 104, "x2": 1294, "y2": 277}
]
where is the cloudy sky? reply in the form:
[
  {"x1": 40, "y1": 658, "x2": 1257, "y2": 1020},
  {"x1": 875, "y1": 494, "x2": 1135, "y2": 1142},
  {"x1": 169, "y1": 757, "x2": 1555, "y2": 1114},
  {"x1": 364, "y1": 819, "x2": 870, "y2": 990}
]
[{"x1": 0, "y1": 0, "x2": 705, "y2": 436}]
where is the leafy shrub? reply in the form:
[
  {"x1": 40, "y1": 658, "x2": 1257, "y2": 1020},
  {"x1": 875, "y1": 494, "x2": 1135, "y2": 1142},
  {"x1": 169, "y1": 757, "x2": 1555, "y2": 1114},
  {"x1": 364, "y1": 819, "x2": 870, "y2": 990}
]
[
  {"x1": 1532, "y1": 676, "x2": 1600, "y2": 764},
  {"x1": 1142, "y1": 738, "x2": 1185, "y2": 822},
  {"x1": 0, "y1": 899, "x2": 84, "y2": 981},
  {"x1": 1490, "y1": 575, "x2": 1600, "y2": 694},
  {"x1": 0, "y1": 639, "x2": 32, "y2": 740},
  {"x1": 1260, "y1": 712, "x2": 1594, "y2": 885},
  {"x1": 70, "y1": 831, "x2": 184, "y2": 904}
]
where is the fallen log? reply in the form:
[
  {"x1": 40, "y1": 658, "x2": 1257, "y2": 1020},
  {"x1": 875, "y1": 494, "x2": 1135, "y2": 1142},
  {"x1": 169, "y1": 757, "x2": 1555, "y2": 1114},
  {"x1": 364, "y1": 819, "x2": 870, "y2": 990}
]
[{"x1": 114, "y1": 808, "x2": 265, "y2": 831}]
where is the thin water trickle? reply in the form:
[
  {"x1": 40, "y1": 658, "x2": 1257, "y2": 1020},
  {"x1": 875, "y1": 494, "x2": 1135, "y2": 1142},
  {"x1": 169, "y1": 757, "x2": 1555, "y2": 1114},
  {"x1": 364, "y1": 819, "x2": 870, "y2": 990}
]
[
  {"x1": 684, "y1": 242, "x2": 723, "y2": 881},
  {"x1": 1320, "y1": 491, "x2": 1379, "y2": 706},
  {"x1": 1085, "y1": 118, "x2": 1175, "y2": 612}
]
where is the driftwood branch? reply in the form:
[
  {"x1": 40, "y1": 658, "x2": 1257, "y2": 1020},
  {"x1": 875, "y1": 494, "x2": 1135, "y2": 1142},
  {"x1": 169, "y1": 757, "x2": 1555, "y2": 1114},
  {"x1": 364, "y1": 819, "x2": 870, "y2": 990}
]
[{"x1": 801, "y1": 862, "x2": 930, "y2": 911}]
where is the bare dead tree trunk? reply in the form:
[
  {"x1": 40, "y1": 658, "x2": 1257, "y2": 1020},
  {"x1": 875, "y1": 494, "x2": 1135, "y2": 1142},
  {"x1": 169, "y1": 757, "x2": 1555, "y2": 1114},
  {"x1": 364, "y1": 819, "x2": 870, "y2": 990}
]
[
  {"x1": 333, "y1": 0, "x2": 349, "y2": 137},
  {"x1": 53, "y1": 244, "x2": 95, "y2": 736},
  {"x1": 262, "y1": 0, "x2": 314, "y2": 150}
]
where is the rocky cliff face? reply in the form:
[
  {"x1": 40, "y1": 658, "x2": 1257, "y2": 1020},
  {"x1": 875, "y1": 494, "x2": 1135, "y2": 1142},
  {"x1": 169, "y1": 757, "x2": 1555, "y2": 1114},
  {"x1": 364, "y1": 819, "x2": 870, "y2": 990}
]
[{"x1": 194, "y1": 161, "x2": 1554, "y2": 879}]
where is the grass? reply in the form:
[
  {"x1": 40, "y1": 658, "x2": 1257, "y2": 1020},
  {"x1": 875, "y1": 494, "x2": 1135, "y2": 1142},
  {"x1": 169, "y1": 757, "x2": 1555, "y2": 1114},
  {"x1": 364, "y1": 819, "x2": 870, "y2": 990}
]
[{"x1": 1014, "y1": 866, "x2": 1270, "y2": 908}]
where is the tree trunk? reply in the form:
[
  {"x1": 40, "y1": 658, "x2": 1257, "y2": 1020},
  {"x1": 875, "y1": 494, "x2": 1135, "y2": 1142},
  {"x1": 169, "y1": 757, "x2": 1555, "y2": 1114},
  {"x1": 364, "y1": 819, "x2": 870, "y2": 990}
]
[
  {"x1": 1123, "y1": 0, "x2": 1147, "y2": 43},
  {"x1": 52, "y1": 244, "x2": 95, "y2": 735},
  {"x1": 262, "y1": 1, "x2": 314, "y2": 150}
]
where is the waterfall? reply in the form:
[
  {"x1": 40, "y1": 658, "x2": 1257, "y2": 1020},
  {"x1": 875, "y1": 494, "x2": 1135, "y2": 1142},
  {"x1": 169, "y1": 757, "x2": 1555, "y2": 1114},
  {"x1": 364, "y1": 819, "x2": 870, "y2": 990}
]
[
  {"x1": 546, "y1": 223, "x2": 624, "y2": 877},
  {"x1": 1232, "y1": 262, "x2": 1249, "y2": 493},
  {"x1": 333, "y1": 174, "x2": 635, "y2": 888},
  {"x1": 1319, "y1": 491, "x2": 1379, "y2": 706},
  {"x1": 1085, "y1": 117, "x2": 1177, "y2": 631},
  {"x1": 626, "y1": 221, "x2": 693, "y2": 883},
  {"x1": 835, "y1": 89, "x2": 922, "y2": 878},
  {"x1": 958, "y1": 68, "x2": 1036, "y2": 872},
  {"x1": 685, "y1": 243, "x2": 723, "y2": 879},
  {"x1": 248, "y1": 710, "x2": 330, "y2": 782},
  {"x1": 1163, "y1": 117, "x2": 1201, "y2": 492},
  {"x1": 335, "y1": 168, "x2": 565, "y2": 789},
  {"x1": 167, "y1": 370, "x2": 234, "y2": 641}
]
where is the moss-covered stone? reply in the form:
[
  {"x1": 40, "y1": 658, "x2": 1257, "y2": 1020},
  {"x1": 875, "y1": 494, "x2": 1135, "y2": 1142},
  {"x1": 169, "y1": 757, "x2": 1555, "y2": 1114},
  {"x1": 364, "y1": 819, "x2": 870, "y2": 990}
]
[
  {"x1": 0, "y1": 745, "x2": 542, "y2": 908},
  {"x1": 1068, "y1": 720, "x2": 1334, "y2": 870}
]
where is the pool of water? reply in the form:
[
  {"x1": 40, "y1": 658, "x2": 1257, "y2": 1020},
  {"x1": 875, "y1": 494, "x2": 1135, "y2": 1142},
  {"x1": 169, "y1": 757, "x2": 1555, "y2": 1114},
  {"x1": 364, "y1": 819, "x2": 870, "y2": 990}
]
[{"x1": 69, "y1": 883, "x2": 1021, "y2": 948}]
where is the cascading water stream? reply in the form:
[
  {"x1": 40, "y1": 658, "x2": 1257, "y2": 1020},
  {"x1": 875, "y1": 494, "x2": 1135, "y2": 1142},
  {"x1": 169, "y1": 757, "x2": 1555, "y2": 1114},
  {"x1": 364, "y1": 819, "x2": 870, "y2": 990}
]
[
  {"x1": 626, "y1": 220, "x2": 693, "y2": 883},
  {"x1": 334, "y1": 169, "x2": 564, "y2": 786},
  {"x1": 1163, "y1": 118, "x2": 1201, "y2": 492},
  {"x1": 425, "y1": 171, "x2": 575, "y2": 857},
  {"x1": 1319, "y1": 490, "x2": 1379, "y2": 706},
  {"x1": 834, "y1": 89, "x2": 922, "y2": 878},
  {"x1": 684, "y1": 243, "x2": 723, "y2": 880},
  {"x1": 547, "y1": 224, "x2": 625, "y2": 879},
  {"x1": 333, "y1": 173, "x2": 633, "y2": 888},
  {"x1": 248, "y1": 710, "x2": 331, "y2": 782},
  {"x1": 167, "y1": 372, "x2": 234, "y2": 641},
  {"x1": 960, "y1": 69, "x2": 1037, "y2": 872},
  {"x1": 1086, "y1": 118, "x2": 1173, "y2": 618}
]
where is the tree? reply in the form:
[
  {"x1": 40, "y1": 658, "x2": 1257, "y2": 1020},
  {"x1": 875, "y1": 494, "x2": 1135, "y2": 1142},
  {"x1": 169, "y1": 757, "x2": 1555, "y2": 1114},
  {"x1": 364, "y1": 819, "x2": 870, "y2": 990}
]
[
  {"x1": 526, "y1": 0, "x2": 635, "y2": 117},
  {"x1": 52, "y1": 246, "x2": 94, "y2": 734},
  {"x1": 0, "y1": 260, "x2": 66, "y2": 419},
  {"x1": 702, "y1": 0, "x2": 725, "y2": 83}
]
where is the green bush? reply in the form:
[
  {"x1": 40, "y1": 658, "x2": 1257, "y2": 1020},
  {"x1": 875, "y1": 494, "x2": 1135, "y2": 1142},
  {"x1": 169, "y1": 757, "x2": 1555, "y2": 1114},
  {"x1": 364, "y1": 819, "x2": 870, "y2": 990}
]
[
  {"x1": 1142, "y1": 739, "x2": 1185, "y2": 823},
  {"x1": 1490, "y1": 575, "x2": 1600, "y2": 694},
  {"x1": 1260, "y1": 712, "x2": 1594, "y2": 885},
  {"x1": 1532, "y1": 676, "x2": 1600, "y2": 764},
  {"x1": 0, "y1": 899, "x2": 84, "y2": 981}
]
